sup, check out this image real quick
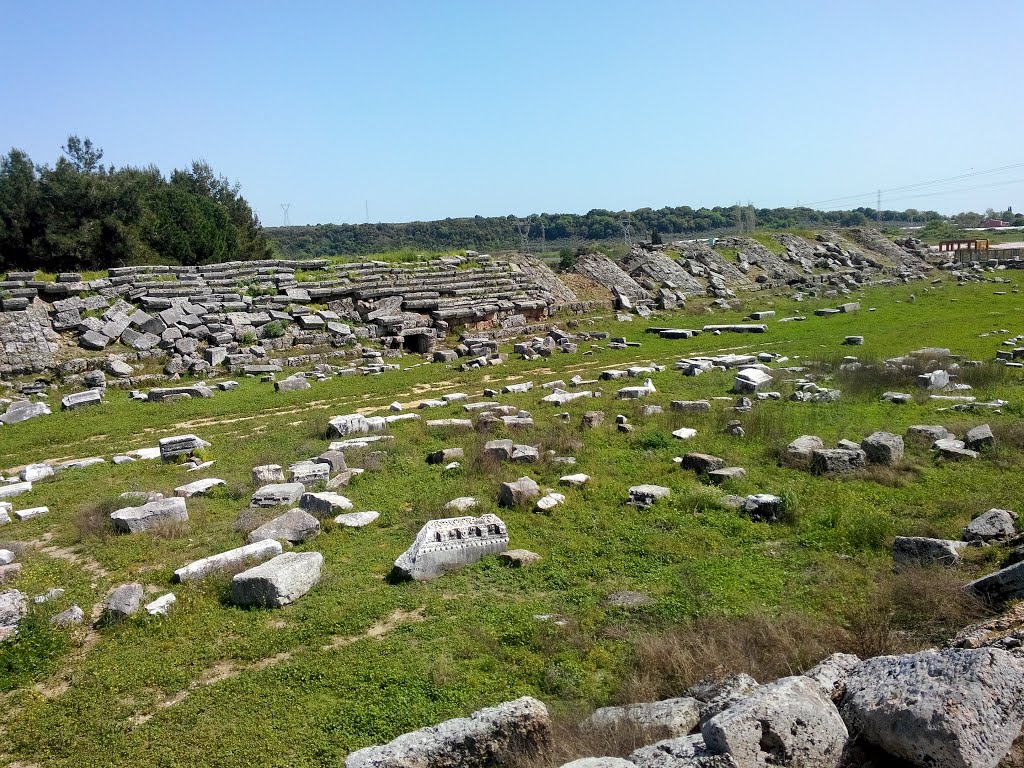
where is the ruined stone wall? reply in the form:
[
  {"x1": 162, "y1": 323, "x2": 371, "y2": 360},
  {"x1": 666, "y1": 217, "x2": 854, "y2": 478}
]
[
  {"x1": 569, "y1": 254, "x2": 649, "y2": 301},
  {"x1": 620, "y1": 249, "x2": 704, "y2": 292},
  {"x1": 843, "y1": 227, "x2": 930, "y2": 271},
  {"x1": 0, "y1": 254, "x2": 576, "y2": 380},
  {"x1": 0, "y1": 301, "x2": 60, "y2": 376},
  {"x1": 714, "y1": 237, "x2": 802, "y2": 283}
]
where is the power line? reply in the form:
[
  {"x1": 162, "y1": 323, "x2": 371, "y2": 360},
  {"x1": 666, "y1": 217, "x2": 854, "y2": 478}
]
[
  {"x1": 514, "y1": 219, "x2": 530, "y2": 252},
  {"x1": 881, "y1": 177, "x2": 1024, "y2": 206},
  {"x1": 804, "y1": 161, "x2": 1024, "y2": 208}
]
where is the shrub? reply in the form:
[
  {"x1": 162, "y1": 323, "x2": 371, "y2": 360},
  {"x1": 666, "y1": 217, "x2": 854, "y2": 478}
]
[
  {"x1": 147, "y1": 519, "x2": 189, "y2": 540},
  {"x1": 233, "y1": 507, "x2": 272, "y2": 535},
  {"x1": 263, "y1": 320, "x2": 286, "y2": 338},
  {"x1": 75, "y1": 498, "x2": 118, "y2": 542},
  {"x1": 633, "y1": 431, "x2": 671, "y2": 452},
  {"x1": 844, "y1": 567, "x2": 988, "y2": 657},
  {"x1": 558, "y1": 247, "x2": 577, "y2": 272}
]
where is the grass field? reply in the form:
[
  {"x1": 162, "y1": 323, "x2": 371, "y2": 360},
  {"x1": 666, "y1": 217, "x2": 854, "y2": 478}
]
[{"x1": 2, "y1": 277, "x2": 1024, "y2": 767}]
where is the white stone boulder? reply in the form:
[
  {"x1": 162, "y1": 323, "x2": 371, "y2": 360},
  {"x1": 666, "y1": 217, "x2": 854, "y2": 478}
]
[
  {"x1": 0, "y1": 589, "x2": 28, "y2": 640},
  {"x1": 252, "y1": 464, "x2": 286, "y2": 485},
  {"x1": 173, "y1": 540, "x2": 283, "y2": 583},
  {"x1": 703, "y1": 675, "x2": 847, "y2": 767},
  {"x1": 231, "y1": 551, "x2": 324, "y2": 607},
  {"x1": 20, "y1": 463, "x2": 54, "y2": 482},
  {"x1": 334, "y1": 511, "x2": 380, "y2": 528},
  {"x1": 345, "y1": 696, "x2": 551, "y2": 768},
  {"x1": 559, "y1": 473, "x2": 591, "y2": 487},
  {"x1": 102, "y1": 583, "x2": 144, "y2": 621},
  {"x1": 860, "y1": 432, "x2": 904, "y2": 466},
  {"x1": 250, "y1": 482, "x2": 306, "y2": 508},
  {"x1": 1, "y1": 400, "x2": 50, "y2": 425},
  {"x1": 963, "y1": 508, "x2": 1017, "y2": 543},
  {"x1": 786, "y1": 435, "x2": 824, "y2": 465},
  {"x1": 145, "y1": 593, "x2": 176, "y2": 616},
  {"x1": 892, "y1": 536, "x2": 967, "y2": 568},
  {"x1": 535, "y1": 493, "x2": 565, "y2": 513},
  {"x1": 299, "y1": 491, "x2": 353, "y2": 517},
  {"x1": 733, "y1": 368, "x2": 773, "y2": 394},
  {"x1": 61, "y1": 390, "x2": 103, "y2": 410},
  {"x1": 110, "y1": 497, "x2": 188, "y2": 533},
  {"x1": 444, "y1": 497, "x2": 478, "y2": 513},
  {"x1": 630, "y1": 734, "x2": 728, "y2": 768},
  {"x1": 965, "y1": 424, "x2": 995, "y2": 451},
  {"x1": 289, "y1": 461, "x2": 330, "y2": 485},
  {"x1": 158, "y1": 434, "x2": 210, "y2": 462},
  {"x1": 628, "y1": 485, "x2": 670, "y2": 508},
  {"x1": 51, "y1": 604, "x2": 85, "y2": 627},
  {"x1": 14, "y1": 506, "x2": 48, "y2": 521},
  {"x1": 840, "y1": 647, "x2": 1024, "y2": 768},
  {"x1": 803, "y1": 653, "x2": 862, "y2": 696},
  {"x1": 617, "y1": 378, "x2": 656, "y2": 399},
  {"x1": 499, "y1": 477, "x2": 541, "y2": 507},
  {"x1": 966, "y1": 561, "x2": 1024, "y2": 605},
  {"x1": 0, "y1": 482, "x2": 32, "y2": 500},
  {"x1": 585, "y1": 697, "x2": 701, "y2": 738},
  {"x1": 248, "y1": 509, "x2": 321, "y2": 544},
  {"x1": 174, "y1": 478, "x2": 225, "y2": 498}
]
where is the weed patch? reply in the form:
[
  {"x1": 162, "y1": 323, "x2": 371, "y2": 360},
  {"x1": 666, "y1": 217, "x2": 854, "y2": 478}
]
[{"x1": 615, "y1": 612, "x2": 846, "y2": 704}]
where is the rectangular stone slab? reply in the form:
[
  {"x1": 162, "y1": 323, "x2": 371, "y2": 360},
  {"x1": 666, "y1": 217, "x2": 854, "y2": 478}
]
[
  {"x1": 251, "y1": 482, "x2": 306, "y2": 508},
  {"x1": 110, "y1": 497, "x2": 188, "y2": 533},
  {"x1": 231, "y1": 552, "x2": 323, "y2": 607},
  {"x1": 172, "y1": 539, "x2": 282, "y2": 583}
]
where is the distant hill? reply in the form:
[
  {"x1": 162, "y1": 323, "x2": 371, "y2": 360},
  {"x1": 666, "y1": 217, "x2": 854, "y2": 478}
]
[{"x1": 265, "y1": 205, "x2": 946, "y2": 259}]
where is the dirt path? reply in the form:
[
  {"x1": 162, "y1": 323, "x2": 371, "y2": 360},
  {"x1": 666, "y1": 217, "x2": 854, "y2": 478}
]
[
  {"x1": 27, "y1": 532, "x2": 110, "y2": 579},
  {"x1": 127, "y1": 607, "x2": 425, "y2": 726}
]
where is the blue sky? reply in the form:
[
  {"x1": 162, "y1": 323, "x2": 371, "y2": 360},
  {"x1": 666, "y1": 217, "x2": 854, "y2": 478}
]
[{"x1": 2, "y1": 1, "x2": 1021, "y2": 226}]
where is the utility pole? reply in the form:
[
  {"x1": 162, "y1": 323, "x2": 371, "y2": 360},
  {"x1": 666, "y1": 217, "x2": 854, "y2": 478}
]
[
  {"x1": 621, "y1": 217, "x2": 634, "y2": 247},
  {"x1": 365, "y1": 200, "x2": 369, "y2": 224},
  {"x1": 514, "y1": 219, "x2": 530, "y2": 253},
  {"x1": 877, "y1": 189, "x2": 881, "y2": 225},
  {"x1": 280, "y1": 203, "x2": 291, "y2": 227}
]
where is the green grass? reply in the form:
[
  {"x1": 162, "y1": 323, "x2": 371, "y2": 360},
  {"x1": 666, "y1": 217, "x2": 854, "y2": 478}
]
[
  {"x1": 32, "y1": 270, "x2": 109, "y2": 283},
  {"x1": 325, "y1": 248, "x2": 468, "y2": 265},
  {"x1": 1, "y1": 277, "x2": 1024, "y2": 765},
  {"x1": 749, "y1": 231, "x2": 787, "y2": 254}
]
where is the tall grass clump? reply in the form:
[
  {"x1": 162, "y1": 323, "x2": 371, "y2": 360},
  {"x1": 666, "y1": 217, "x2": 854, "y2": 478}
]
[{"x1": 614, "y1": 612, "x2": 846, "y2": 705}]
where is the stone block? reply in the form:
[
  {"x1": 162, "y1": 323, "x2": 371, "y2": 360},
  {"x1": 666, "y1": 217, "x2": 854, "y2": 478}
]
[{"x1": 231, "y1": 552, "x2": 323, "y2": 607}]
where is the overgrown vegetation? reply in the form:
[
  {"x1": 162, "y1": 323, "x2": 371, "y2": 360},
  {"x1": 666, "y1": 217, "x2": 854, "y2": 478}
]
[
  {"x1": 265, "y1": 206, "x2": 961, "y2": 259},
  {"x1": 0, "y1": 279, "x2": 1023, "y2": 766},
  {"x1": 0, "y1": 136, "x2": 270, "y2": 271}
]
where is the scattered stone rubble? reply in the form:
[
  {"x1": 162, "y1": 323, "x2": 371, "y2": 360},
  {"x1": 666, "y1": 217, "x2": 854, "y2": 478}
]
[
  {"x1": 344, "y1": 640, "x2": 1024, "y2": 768},
  {"x1": 567, "y1": 228, "x2": 928, "y2": 313}
]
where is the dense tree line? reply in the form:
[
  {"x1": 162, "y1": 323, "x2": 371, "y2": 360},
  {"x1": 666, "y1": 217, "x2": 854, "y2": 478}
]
[
  {"x1": 267, "y1": 205, "x2": 957, "y2": 258},
  {"x1": 0, "y1": 136, "x2": 270, "y2": 272}
]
